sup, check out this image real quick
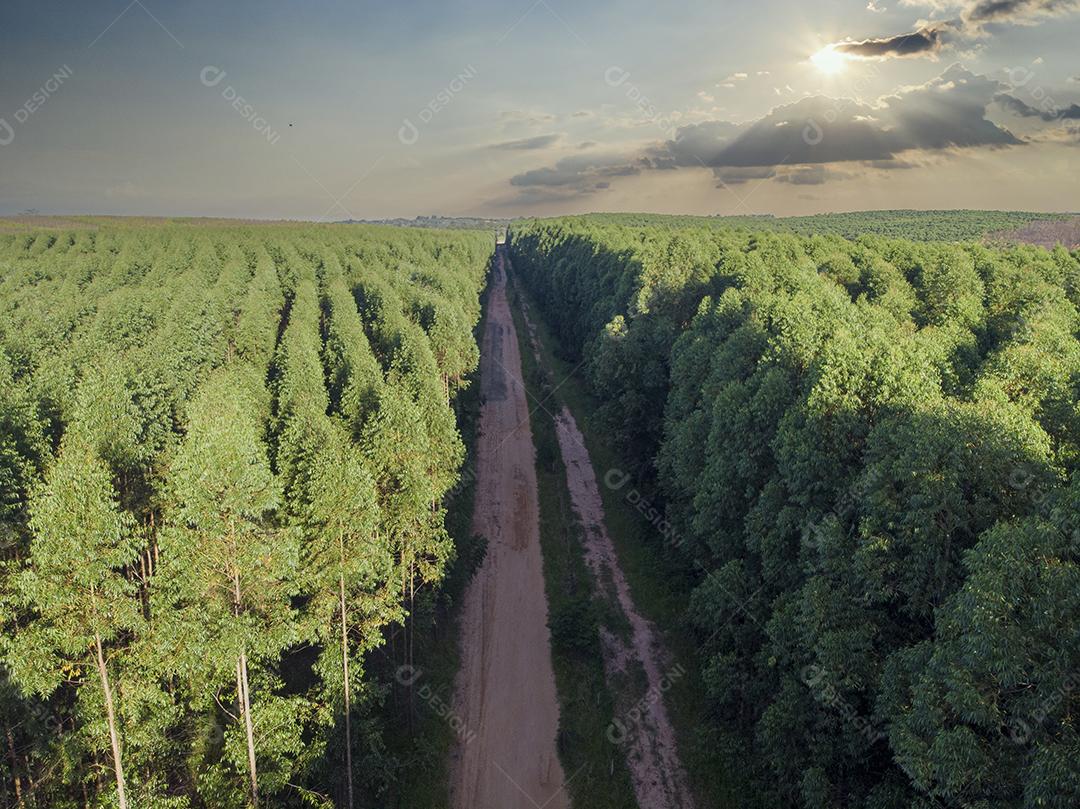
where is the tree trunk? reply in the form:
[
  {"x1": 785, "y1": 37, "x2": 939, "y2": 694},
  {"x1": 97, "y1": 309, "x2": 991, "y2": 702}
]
[
  {"x1": 93, "y1": 632, "x2": 127, "y2": 809},
  {"x1": 232, "y1": 564, "x2": 259, "y2": 808},
  {"x1": 237, "y1": 653, "x2": 259, "y2": 807},
  {"x1": 339, "y1": 561, "x2": 354, "y2": 809},
  {"x1": 6, "y1": 724, "x2": 23, "y2": 809}
]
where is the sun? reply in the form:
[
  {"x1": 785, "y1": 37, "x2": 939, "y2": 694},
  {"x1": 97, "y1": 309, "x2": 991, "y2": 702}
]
[{"x1": 811, "y1": 45, "x2": 849, "y2": 75}]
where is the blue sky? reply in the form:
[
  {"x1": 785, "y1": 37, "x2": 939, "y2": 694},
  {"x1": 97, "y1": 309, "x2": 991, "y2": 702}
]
[{"x1": 1, "y1": 0, "x2": 1077, "y2": 218}]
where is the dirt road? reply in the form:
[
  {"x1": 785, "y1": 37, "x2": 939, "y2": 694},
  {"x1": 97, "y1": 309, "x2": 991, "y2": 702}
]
[{"x1": 450, "y1": 246, "x2": 568, "y2": 809}]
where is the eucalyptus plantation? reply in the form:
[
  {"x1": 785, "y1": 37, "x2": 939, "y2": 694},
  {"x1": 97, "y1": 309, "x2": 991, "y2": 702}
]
[
  {"x1": 0, "y1": 223, "x2": 491, "y2": 808},
  {"x1": 509, "y1": 215, "x2": 1080, "y2": 809}
]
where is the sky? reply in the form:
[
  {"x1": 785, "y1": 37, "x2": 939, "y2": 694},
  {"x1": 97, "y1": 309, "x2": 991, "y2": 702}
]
[{"x1": 0, "y1": 0, "x2": 1078, "y2": 219}]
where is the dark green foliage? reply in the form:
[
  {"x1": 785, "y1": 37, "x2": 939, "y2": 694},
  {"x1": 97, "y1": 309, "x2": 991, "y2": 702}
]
[{"x1": 509, "y1": 215, "x2": 1080, "y2": 809}]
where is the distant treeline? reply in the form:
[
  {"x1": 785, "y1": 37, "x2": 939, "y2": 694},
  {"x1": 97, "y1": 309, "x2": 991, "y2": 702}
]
[
  {"x1": 548, "y1": 210, "x2": 1078, "y2": 243},
  {"x1": 509, "y1": 215, "x2": 1080, "y2": 809},
  {"x1": 339, "y1": 215, "x2": 511, "y2": 231}
]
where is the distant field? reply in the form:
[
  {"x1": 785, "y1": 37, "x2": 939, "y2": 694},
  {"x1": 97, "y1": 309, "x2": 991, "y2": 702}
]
[
  {"x1": 988, "y1": 216, "x2": 1080, "y2": 250},
  {"x1": 0, "y1": 214, "x2": 326, "y2": 232}
]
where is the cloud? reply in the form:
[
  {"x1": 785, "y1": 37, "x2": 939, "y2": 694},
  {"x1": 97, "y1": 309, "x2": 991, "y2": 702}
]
[
  {"x1": 509, "y1": 152, "x2": 640, "y2": 192},
  {"x1": 829, "y1": 0, "x2": 1080, "y2": 62},
  {"x1": 774, "y1": 166, "x2": 853, "y2": 184},
  {"x1": 834, "y1": 23, "x2": 956, "y2": 59},
  {"x1": 506, "y1": 66, "x2": 1031, "y2": 195},
  {"x1": 963, "y1": 0, "x2": 1080, "y2": 25},
  {"x1": 664, "y1": 66, "x2": 1019, "y2": 169},
  {"x1": 1031, "y1": 121, "x2": 1080, "y2": 143},
  {"x1": 876, "y1": 65, "x2": 1023, "y2": 149},
  {"x1": 490, "y1": 133, "x2": 563, "y2": 150},
  {"x1": 864, "y1": 157, "x2": 917, "y2": 169},
  {"x1": 663, "y1": 120, "x2": 744, "y2": 166},
  {"x1": 995, "y1": 93, "x2": 1080, "y2": 120}
]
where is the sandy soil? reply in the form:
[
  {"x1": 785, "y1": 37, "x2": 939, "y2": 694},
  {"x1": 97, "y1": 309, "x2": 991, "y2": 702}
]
[
  {"x1": 552, "y1": 406, "x2": 695, "y2": 809},
  {"x1": 513, "y1": 265, "x2": 694, "y2": 809},
  {"x1": 449, "y1": 247, "x2": 568, "y2": 809}
]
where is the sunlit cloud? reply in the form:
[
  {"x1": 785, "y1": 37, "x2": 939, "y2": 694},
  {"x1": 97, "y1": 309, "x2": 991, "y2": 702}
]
[{"x1": 822, "y1": 0, "x2": 1080, "y2": 63}]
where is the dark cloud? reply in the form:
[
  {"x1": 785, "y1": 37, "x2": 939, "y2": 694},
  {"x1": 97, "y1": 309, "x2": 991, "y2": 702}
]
[
  {"x1": 506, "y1": 66, "x2": 1030, "y2": 196},
  {"x1": 663, "y1": 66, "x2": 1019, "y2": 169},
  {"x1": 641, "y1": 154, "x2": 678, "y2": 170},
  {"x1": 775, "y1": 166, "x2": 852, "y2": 185},
  {"x1": 964, "y1": 0, "x2": 1080, "y2": 24},
  {"x1": 490, "y1": 133, "x2": 562, "y2": 150},
  {"x1": 830, "y1": 0, "x2": 1080, "y2": 62},
  {"x1": 664, "y1": 120, "x2": 744, "y2": 166},
  {"x1": 509, "y1": 153, "x2": 640, "y2": 191},
  {"x1": 877, "y1": 65, "x2": 1022, "y2": 150},
  {"x1": 677, "y1": 97, "x2": 891, "y2": 167},
  {"x1": 995, "y1": 93, "x2": 1080, "y2": 121},
  {"x1": 834, "y1": 24, "x2": 954, "y2": 59}
]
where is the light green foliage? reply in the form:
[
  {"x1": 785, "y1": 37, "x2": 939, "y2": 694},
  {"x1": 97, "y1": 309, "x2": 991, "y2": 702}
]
[
  {"x1": 158, "y1": 365, "x2": 290, "y2": 670},
  {"x1": 12, "y1": 436, "x2": 140, "y2": 695},
  {"x1": 0, "y1": 222, "x2": 490, "y2": 808}
]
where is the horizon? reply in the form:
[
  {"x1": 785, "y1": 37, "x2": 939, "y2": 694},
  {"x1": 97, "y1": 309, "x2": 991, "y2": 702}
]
[{"x1": 4, "y1": 206, "x2": 1079, "y2": 226}]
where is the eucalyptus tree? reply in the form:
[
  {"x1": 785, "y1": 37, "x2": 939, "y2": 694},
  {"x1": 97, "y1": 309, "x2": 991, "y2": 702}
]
[
  {"x1": 157, "y1": 365, "x2": 295, "y2": 808},
  {"x1": 305, "y1": 432, "x2": 399, "y2": 809},
  {"x1": 10, "y1": 435, "x2": 141, "y2": 809}
]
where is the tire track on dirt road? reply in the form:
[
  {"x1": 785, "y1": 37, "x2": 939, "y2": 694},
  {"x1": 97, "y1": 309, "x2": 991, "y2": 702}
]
[{"x1": 514, "y1": 263, "x2": 695, "y2": 809}]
